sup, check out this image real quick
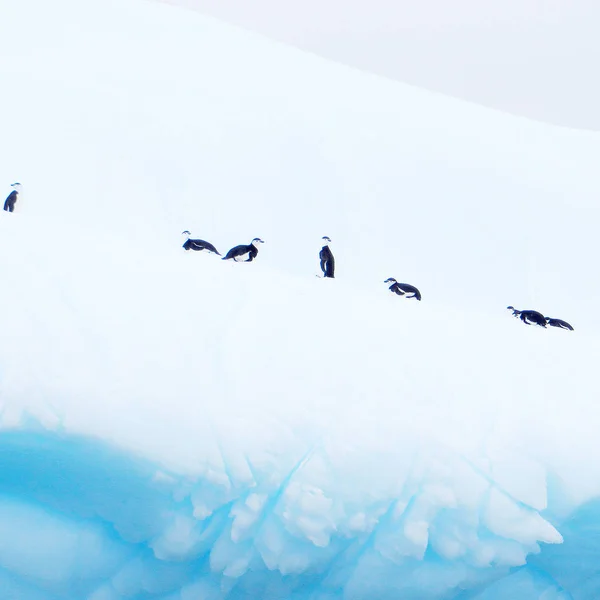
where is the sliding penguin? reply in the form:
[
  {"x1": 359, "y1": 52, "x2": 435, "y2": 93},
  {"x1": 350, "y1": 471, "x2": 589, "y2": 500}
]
[
  {"x1": 384, "y1": 278, "x2": 421, "y2": 301},
  {"x1": 222, "y1": 238, "x2": 264, "y2": 262},
  {"x1": 181, "y1": 231, "x2": 220, "y2": 255},
  {"x1": 319, "y1": 236, "x2": 335, "y2": 278},
  {"x1": 546, "y1": 317, "x2": 574, "y2": 331},
  {"x1": 4, "y1": 183, "x2": 21, "y2": 213},
  {"x1": 506, "y1": 306, "x2": 546, "y2": 327}
]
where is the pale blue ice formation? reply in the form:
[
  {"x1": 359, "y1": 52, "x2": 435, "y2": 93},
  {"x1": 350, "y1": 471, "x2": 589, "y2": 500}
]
[
  {"x1": 0, "y1": 0, "x2": 599, "y2": 597},
  {"x1": 0, "y1": 429, "x2": 590, "y2": 599}
]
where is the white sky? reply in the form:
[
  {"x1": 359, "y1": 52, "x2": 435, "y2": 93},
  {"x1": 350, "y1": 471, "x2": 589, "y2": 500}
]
[{"x1": 162, "y1": 0, "x2": 600, "y2": 130}]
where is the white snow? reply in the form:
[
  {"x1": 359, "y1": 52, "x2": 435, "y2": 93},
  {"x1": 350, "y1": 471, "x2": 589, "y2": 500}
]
[{"x1": 0, "y1": 0, "x2": 598, "y2": 597}]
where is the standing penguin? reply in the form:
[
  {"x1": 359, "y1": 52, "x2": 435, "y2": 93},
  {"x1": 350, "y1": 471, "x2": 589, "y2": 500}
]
[
  {"x1": 4, "y1": 183, "x2": 21, "y2": 213},
  {"x1": 222, "y1": 238, "x2": 264, "y2": 262},
  {"x1": 319, "y1": 236, "x2": 335, "y2": 278}
]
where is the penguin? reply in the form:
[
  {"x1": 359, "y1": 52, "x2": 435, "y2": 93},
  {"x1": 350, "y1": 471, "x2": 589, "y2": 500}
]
[
  {"x1": 4, "y1": 183, "x2": 21, "y2": 213},
  {"x1": 222, "y1": 238, "x2": 264, "y2": 262},
  {"x1": 384, "y1": 278, "x2": 421, "y2": 301},
  {"x1": 546, "y1": 317, "x2": 574, "y2": 331},
  {"x1": 181, "y1": 231, "x2": 220, "y2": 255},
  {"x1": 506, "y1": 306, "x2": 521, "y2": 317},
  {"x1": 507, "y1": 306, "x2": 547, "y2": 327},
  {"x1": 319, "y1": 236, "x2": 335, "y2": 278}
]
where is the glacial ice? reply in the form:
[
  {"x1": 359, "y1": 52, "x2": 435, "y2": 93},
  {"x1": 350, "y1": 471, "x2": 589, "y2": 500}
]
[{"x1": 0, "y1": 0, "x2": 599, "y2": 597}]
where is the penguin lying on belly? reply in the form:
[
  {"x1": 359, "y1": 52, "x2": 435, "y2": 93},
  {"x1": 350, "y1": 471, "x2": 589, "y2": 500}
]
[
  {"x1": 384, "y1": 278, "x2": 421, "y2": 301},
  {"x1": 545, "y1": 317, "x2": 574, "y2": 330},
  {"x1": 223, "y1": 238, "x2": 264, "y2": 262},
  {"x1": 181, "y1": 231, "x2": 221, "y2": 255},
  {"x1": 506, "y1": 306, "x2": 546, "y2": 327}
]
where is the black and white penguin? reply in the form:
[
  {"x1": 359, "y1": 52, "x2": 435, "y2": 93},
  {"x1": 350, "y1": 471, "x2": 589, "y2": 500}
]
[
  {"x1": 546, "y1": 317, "x2": 574, "y2": 331},
  {"x1": 319, "y1": 236, "x2": 335, "y2": 278},
  {"x1": 222, "y1": 238, "x2": 264, "y2": 262},
  {"x1": 507, "y1": 306, "x2": 547, "y2": 327},
  {"x1": 384, "y1": 278, "x2": 422, "y2": 301},
  {"x1": 4, "y1": 183, "x2": 21, "y2": 213},
  {"x1": 181, "y1": 231, "x2": 220, "y2": 255}
]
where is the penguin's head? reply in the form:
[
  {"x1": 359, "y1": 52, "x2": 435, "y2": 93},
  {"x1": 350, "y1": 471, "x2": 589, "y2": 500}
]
[
  {"x1": 384, "y1": 277, "x2": 397, "y2": 284},
  {"x1": 10, "y1": 183, "x2": 22, "y2": 192},
  {"x1": 506, "y1": 305, "x2": 515, "y2": 311},
  {"x1": 322, "y1": 236, "x2": 331, "y2": 245},
  {"x1": 251, "y1": 238, "x2": 264, "y2": 246},
  {"x1": 182, "y1": 230, "x2": 191, "y2": 239}
]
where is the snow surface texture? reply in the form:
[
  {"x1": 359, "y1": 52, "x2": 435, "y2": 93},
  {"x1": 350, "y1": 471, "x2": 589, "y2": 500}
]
[{"x1": 0, "y1": 0, "x2": 599, "y2": 598}]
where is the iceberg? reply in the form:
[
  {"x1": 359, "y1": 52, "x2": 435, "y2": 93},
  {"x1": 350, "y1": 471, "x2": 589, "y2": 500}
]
[{"x1": 0, "y1": 0, "x2": 598, "y2": 597}]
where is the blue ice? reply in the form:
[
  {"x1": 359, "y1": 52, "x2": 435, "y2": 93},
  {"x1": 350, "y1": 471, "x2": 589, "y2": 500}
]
[{"x1": 0, "y1": 429, "x2": 596, "y2": 599}]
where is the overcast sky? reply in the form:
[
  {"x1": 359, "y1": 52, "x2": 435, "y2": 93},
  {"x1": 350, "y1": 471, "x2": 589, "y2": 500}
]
[{"x1": 161, "y1": 0, "x2": 600, "y2": 130}]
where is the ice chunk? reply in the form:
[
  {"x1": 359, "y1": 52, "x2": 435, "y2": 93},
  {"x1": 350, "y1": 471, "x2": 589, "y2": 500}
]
[{"x1": 484, "y1": 489, "x2": 562, "y2": 546}]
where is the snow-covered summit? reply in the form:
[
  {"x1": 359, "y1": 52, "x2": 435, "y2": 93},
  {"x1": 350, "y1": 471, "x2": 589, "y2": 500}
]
[{"x1": 0, "y1": 0, "x2": 598, "y2": 598}]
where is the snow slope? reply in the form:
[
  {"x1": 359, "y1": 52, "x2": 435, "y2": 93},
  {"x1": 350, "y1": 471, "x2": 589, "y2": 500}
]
[{"x1": 0, "y1": 0, "x2": 599, "y2": 598}]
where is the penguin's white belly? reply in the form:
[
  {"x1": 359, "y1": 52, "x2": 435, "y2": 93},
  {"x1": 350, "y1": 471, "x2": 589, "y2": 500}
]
[
  {"x1": 524, "y1": 317, "x2": 542, "y2": 326},
  {"x1": 234, "y1": 252, "x2": 251, "y2": 262}
]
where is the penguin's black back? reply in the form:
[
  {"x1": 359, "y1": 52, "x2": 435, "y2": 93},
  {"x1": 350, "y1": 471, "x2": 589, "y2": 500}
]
[
  {"x1": 319, "y1": 245, "x2": 335, "y2": 278},
  {"x1": 546, "y1": 318, "x2": 574, "y2": 331},
  {"x1": 519, "y1": 310, "x2": 546, "y2": 326},
  {"x1": 223, "y1": 243, "x2": 258, "y2": 261},
  {"x1": 391, "y1": 282, "x2": 421, "y2": 301},
  {"x1": 3, "y1": 190, "x2": 17, "y2": 211},
  {"x1": 183, "y1": 238, "x2": 220, "y2": 255}
]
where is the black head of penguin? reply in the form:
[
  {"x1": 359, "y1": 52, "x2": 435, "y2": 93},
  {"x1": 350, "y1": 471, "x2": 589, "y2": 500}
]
[
  {"x1": 322, "y1": 236, "x2": 331, "y2": 244},
  {"x1": 181, "y1": 230, "x2": 191, "y2": 250},
  {"x1": 384, "y1": 278, "x2": 397, "y2": 284},
  {"x1": 251, "y1": 238, "x2": 265, "y2": 246}
]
